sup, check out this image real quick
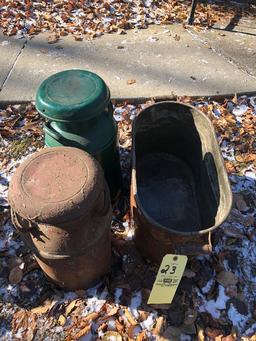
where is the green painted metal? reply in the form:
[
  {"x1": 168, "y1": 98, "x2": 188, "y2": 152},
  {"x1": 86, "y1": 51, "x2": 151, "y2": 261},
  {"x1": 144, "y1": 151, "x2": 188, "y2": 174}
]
[{"x1": 36, "y1": 69, "x2": 122, "y2": 197}]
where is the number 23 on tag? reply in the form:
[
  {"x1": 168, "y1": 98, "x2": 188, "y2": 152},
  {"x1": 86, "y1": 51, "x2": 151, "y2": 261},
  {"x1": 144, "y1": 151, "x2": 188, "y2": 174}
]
[{"x1": 148, "y1": 254, "x2": 188, "y2": 305}]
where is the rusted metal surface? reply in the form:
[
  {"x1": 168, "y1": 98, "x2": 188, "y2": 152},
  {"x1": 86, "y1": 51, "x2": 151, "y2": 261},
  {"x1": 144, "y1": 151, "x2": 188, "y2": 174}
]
[
  {"x1": 130, "y1": 101, "x2": 232, "y2": 264},
  {"x1": 9, "y1": 147, "x2": 112, "y2": 290}
]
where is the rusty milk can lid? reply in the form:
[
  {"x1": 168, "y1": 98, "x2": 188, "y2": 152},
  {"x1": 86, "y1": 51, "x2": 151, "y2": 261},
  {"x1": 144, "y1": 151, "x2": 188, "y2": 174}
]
[{"x1": 8, "y1": 147, "x2": 105, "y2": 224}]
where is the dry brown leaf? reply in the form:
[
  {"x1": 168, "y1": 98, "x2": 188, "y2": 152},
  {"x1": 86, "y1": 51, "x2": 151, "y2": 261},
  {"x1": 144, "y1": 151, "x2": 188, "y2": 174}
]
[
  {"x1": 136, "y1": 330, "x2": 147, "y2": 341},
  {"x1": 58, "y1": 314, "x2": 66, "y2": 326},
  {"x1": 12, "y1": 310, "x2": 37, "y2": 341},
  {"x1": 99, "y1": 305, "x2": 119, "y2": 322},
  {"x1": 65, "y1": 299, "x2": 80, "y2": 316},
  {"x1": 205, "y1": 327, "x2": 222, "y2": 339},
  {"x1": 220, "y1": 335, "x2": 236, "y2": 341},
  {"x1": 235, "y1": 154, "x2": 245, "y2": 163},
  {"x1": 74, "y1": 35, "x2": 83, "y2": 41},
  {"x1": 197, "y1": 326, "x2": 205, "y2": 341},
  {"x1": 81, "y1": 311, "x2": 100, "y2": 326},
  {"x1": 115, "y1": 318, "x2": 124, "y2": 334},
  {"x1": 183, "y1": 269, "x2": 196, "y2": 278},
  {"x1": 233, "y1": 193, "x2": 248, "y2": 211},
  {"x1": 127, "y1": 79, "x2": 136, "y2": 85},
  {"x1": 217, "y1": 271, "x2": 238, "y2": 287},
  {"x1": 152, "y1": 316, "x2": 165, "y2": 335},
  {"x1": 31, "y1": 300, "x2": 56, "y2": 315},
  {"x1": 74, "y1": 324, "x2": 91, "y2": 340},
  {"x1": 174, "y1": 34, "x2": 181, "y2": 41},
  {"x1": 127, "y1": 323, "x2": 141, "y2": 339},
  {"x1": 124, "y1": 308, "x2": 137, "y2": 326},
  {"x1": 223, "y1": 225, "x2": 244, "y2": 239},
  {"x1": 0, "y1": 128, "x2": 16, "y2": 138},
  {"x1": 47, "y1": 34, "x2": 59, "y2": 44},
  {"x1": 159, "y1": 326, "x2": 181, "y2": 341},
  {"x1": 184, "y1": 309, "x2": 197, "y2": 325},
  {"x1": 9, "y1": 266, "x2": 23, "y2": 284},
  {"x1": 138, "y1": 310, "x2": 150, "y2": 322}
]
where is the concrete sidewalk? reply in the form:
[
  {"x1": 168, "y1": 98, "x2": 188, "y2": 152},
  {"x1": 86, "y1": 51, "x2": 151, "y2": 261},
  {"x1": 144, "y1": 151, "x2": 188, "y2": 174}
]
[{"x1": 0, "y1": 22, "x2": 256, "y2": 103}]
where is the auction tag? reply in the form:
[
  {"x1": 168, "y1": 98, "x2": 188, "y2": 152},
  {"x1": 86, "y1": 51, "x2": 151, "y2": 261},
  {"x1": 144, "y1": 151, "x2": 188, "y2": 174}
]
[{"x1": 147, "y1": 254, "x2": 188, "y2": 305}]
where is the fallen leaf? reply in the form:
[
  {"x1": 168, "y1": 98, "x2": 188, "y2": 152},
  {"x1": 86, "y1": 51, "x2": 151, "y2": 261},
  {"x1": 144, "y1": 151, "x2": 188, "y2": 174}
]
[
  {"x1": 222, "y1": 336, "x2": 236, "y2": 341},
  {"x1": 99, "y1": 306, "x2": 119, "y2": 322},
  {"x1": 115, "y1": 318, "x2": 124, "y2": 334},
  {"x1": 233, "y1": 193, "x2": 248, "y2": 211},
  {"x1": 223, "y1": 226, "x2": 244, "y2": 239},
  {"x1": 9, "y1": 266, "x2": 23, "y2": 284},
  {"x1": 65, "y1": 299, "x2": 80, "y2": 316},
  {"x1": 127, "y1": 324, "x2": 140, "y2": 339},
  {"x1": 183, "y1": 309, "x2": 197, "y2": 325},
  {"x1": 183, "y1": 269, "x2": 196, "y2": 278},
  {"x1": 152, "y1": 316, "x2": 165, "y2": 335},
  {"x1": 197, "y1": 326, "x2": 205, "y2": 341},
  {"x1": 81, "y1": 311, "x2": 100, "y2": 325},
  {"x1": 217, "y1": 271, "x2": 238, "y2": 287},
  {"x1": 31, "y1": 300, "x2": 56, "y2": 315},
  {"x1": 47, "y1": 34, "x2": 59, "y2": 44},
  {"x1": 124, "y1": 308, "x2": 137, "y2": 325},
  {"x1": 225, "y1": 285, "x2": 238, "y2": 298},
  {"x1": 159, "y1": 326, "x2": 181, "y2": 341},
  {"x1": 127, "y1": 79, "x2": 136, "y2": 85},
  {"x1": 58, "y1": 314, "x2": 66, "y2": 326},
  {"x1": 136, "y1": 330, "x2": 147, "y2": 341},
  {"x1": 205, "y1": 327, "x2": 222, "y2": 339},
  {"x1": 74, "y1": 35, "x2": 83, "y2": 41},
  {"x1": 74, "y1": 324, "x2": 91, "y2": 339}
]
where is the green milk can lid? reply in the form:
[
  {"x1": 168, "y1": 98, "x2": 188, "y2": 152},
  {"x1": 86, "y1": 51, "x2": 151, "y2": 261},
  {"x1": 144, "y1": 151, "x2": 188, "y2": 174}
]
[{"x1": 35, "y1": 69, "x2": 110, "y2": 122}]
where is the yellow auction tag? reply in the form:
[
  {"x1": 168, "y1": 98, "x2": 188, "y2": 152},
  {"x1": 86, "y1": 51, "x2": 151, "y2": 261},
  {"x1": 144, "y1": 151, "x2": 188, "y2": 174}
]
[{"x1": 148, "y1": 254, "x2": 188, "y2": 305}]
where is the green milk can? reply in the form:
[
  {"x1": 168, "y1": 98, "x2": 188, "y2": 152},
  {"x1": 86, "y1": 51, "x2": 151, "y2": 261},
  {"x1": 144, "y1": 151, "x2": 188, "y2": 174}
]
[{"x1": 35, "y1": 69, "x2": 122, "y2": 198}]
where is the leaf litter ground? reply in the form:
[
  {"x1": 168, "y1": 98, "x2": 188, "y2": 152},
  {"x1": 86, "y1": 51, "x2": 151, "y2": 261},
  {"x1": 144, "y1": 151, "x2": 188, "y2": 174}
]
[
  {"x1": 0, "y1": 1, "x2": 255, "y2": 41},
  {"x1": 0, "y1": 95, "x2": 256, "y2": 340}
]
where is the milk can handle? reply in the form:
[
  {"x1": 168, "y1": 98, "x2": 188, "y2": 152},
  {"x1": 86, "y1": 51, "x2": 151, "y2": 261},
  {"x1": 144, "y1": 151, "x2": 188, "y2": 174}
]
[
  {"x1": 11, "y1": 209, "x2": 36, "y2": 232},
  {"x1": 44, "y1": 121, "x2": 64, "y2": 142}
]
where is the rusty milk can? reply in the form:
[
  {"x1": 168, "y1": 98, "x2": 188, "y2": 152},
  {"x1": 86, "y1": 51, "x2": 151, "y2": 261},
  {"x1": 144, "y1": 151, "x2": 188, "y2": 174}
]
[{"x1": 8, "y1": 147, "x2": 112, "y2": 290}]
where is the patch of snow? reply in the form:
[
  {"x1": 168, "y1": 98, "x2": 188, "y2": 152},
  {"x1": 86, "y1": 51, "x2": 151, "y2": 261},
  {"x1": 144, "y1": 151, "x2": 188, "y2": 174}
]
[
  {"x1": 147, "y1": 36, "x2": 159, "y2": 42},
  {"x1": 249, "y1": 97, "x2": 256, "y2": 111},
  {"x1": 83, "y1": 288, "x2": 108, "y2": 315},
  {"x1": 213, "y1": 107, "x2": 221, "y2": 118},
  {"x1": 199, "y1": 285, "x2": 229, "y2": 319},
  {"x1": 245, "y1": 322, "x2": 256, "y2": 336},
  {"x1": 114, "y1": 288, "x2": 122, "y2": 304},
  {"x1": 228, "y1": 304, "x2": 250, "y2": 332},
  {"x1": 201, "y1": 279, "x2": 215, "y2": 294},
  {"x1": 232, "y1": 104, "x2": 248, "y2": 117},
  {"x1": 107, "y1": 318, "x2": 116, "y2": 330},
  {"x1": 0, "y1": 41, "x2": 10, "y2": 46},
  {"x1": 140, "y1": 312, "x2": 157, "y2": 331},
  {"x1": 129, "y1": 291, "x2": 142, "y2": 319}
]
